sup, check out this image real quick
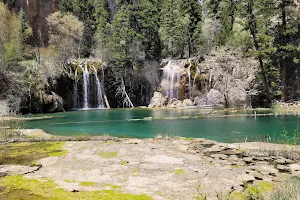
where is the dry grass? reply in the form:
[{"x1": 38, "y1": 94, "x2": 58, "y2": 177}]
[
  {"x1": 270, "y1": 177, "x2": 300, "y2": 200},
  {"x1": 0, "y1": 116, "x2": 26, "y2": 141}
]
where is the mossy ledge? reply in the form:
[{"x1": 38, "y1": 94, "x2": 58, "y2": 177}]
[
  {"x1": 0, "y1": 175, "x2": 152, "y2": 200},
  {"x1": 0, "y1": 142, "x2": 67, "y2": 165}
]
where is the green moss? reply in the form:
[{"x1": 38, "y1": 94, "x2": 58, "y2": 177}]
[
  {"x1": 0, "y1": 175, "x2": 152, "y2": 200},
  {"x1": 80, "y1": 182, "x2": 97, "y2": 187},
  {"x1": 131, "y1": 168, "x2": 139, "y2": 176},
  {"x1": 258, "y1": 181, "x2": 273, "y2": 191},
  {"x1": 107, "y1": 141, "x2": 115, "y2": 145},
  {"x1": 0, "y1": 142, "x2": 67, "y2": 165},
  {"x1": 48, "y1": 151, "x2": 68, "y2": 157},
  {"x1": 103, "y1": 184, "x2": 122, "y2": 189},
  {"x1": 98, "y1": 151, "x2": 118, "y2": 158},
  {"x1": 225, "y1": 182, "x2": 273, "y2": 200},
  {"x1": 183, "y1": 137, "x2": 194, "y2": 141},
  {"x1": 227, "y1": 191, "x2": 244, "y2": 200},
  {"x1": 174, "y1": 169, "x2": 183, "y2": 175},
  {"x1": 64, "y1": 180, "x2": 76, "y2": 183},
  {"x1": 121, "y1": 161, "x2": 128, "y2": 165},
  {"x1": 0, "y1": 189, "x2": 47, "y2": 200},
  {"x1": 132, "y1": 168, "x2": 137, "y2": 173}
]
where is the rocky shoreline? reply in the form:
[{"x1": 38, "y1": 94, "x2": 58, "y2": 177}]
[{"x1": 0, "y1": 136, "x2": 299, "y2": 199}]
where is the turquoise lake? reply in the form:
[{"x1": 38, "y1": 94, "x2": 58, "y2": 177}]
[{"x1": 25, "y1": 109, "x2": 300, "y2": 143}]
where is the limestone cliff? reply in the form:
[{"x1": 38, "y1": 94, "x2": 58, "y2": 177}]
[{"x1": 8, "y1": 0, "x2": 59, "y2": 46}]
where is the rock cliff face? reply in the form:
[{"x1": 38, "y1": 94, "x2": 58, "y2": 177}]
[{"x1": 9, "y1": 0, "x2": 59, "y2": 45}]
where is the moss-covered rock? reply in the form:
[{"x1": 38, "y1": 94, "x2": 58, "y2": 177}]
[{"x1": 0, "y1": 142, "x2": 67, "y2": 165}]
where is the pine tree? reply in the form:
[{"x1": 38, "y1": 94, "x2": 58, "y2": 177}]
[
  {"x1": 111, "y1": 0, "x2": 161, "y2": 65},
  {"x1": 274, "y1": 0, "x2": 300, "y2": 102},
  {"x1": 160, "y1": 0, "x2": 202, "y2": 58},
  {"x1": 18, "y1": 8, "x2": 32, "y2": 48},
  {"x1": 206, "y1": 0, "x2": 237, "y2": 45},
  {"x1": 241, "y1": 0, "x2": 278, "y2": 106}
]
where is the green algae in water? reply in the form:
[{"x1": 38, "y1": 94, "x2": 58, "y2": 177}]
[
  {"x1": 0, "y1": 142, "x2": 67, "y2": 165},
  {"x1": 0, "y1": 175, "x2": 152, "y2": 200}
]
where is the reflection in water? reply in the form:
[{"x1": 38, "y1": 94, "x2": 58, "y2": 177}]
[{"x1": 26, "y1": 109, "x2": 300, "y2": 143}]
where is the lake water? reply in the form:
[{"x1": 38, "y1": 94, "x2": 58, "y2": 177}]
[{"x1": 25, "y1": 109, "x2": 300, "y2": 143}]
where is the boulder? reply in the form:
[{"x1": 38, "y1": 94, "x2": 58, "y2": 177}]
[
  {"x1": 289, "y1": 163, "x2": 300, "y2": 171},
  {"x1": 182, "y1": 99, "x2": 193, "y2": 107},
  {"x1": 193, "y1": 96, "x2": 208, "y2": 106},
  {"x1": 167, "y1": 99, "x2": 183, "y2": 108},
  {"x1": 43, "y1": 91, "x2": 64, "y2": 113},
  {"x1": 206, "y1": 89, "x2": 225, "y2": 106},
  {"x1": 148, "y1": 92, "x2": 167, "y2": 108}
]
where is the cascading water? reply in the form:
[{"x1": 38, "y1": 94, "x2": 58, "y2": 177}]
[
  {"x1": 92, "y1": 66, "x2": 105, "y2": 108},
  {"x1": 73, "y1": 68, "x2": 79, "y2": 108},
  {"x1": 79, "y1": 65, "x2": 90, "y2": 109},
  {"x1": 187, "y1": 62, "x2": 191, "y2": 98},
  {"x1": 161, "y1": 60, "x2": 182, "y2": 100}
]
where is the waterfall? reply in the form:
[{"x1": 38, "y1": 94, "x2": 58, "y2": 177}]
[
  {"x1": 187, "y1": 62, "x2": 191, "y2": 98},
  {"x1": 162, "y1": 60, "x2": 182, "y2": 100},
  {"x1": 79, "y1": 65, "x2": 89, "y2": 109},
  {"x1": 92, "y1": 66, "x2": 105, "y2": 108},
  {"x1": 169, "y1": 64, "x2": 176, "y2": 99},
  {"x1": 73, "y1": 68, "x2": 79, "y2": 108}
]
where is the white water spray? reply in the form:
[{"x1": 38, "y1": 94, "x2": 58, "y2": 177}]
[
  {"x1": 187, "y1": 61, "x2": 192, "y2": 98},
  {"x1": 79, "y1": 65, "x2": 90, "y2": 109},
  {"x1": 92, "y1": 66, "x2": 105, "y2": 108},
  {"x1": 162, "y1": 60, "x2": 182, "y2": 100}
]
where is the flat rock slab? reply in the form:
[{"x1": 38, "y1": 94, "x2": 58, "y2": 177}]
[
  {"x1": 3, "y1": 139, "x2": 299, "y2": 200},
  {"x1": 19, "y1": 129, "x2": 52, "y2": 137},
  {"x1": 289, "y1": 163, "x2": 300, "y2": 171},
  {"x1": 210, "y1": 154, "x2": 228, "y2": 159},
  {"x1": 143, "y1": 155, "x2": 184, "y2": 164},
  {"x1": 250, "y1": 165, "x2": 279, "y2": 175}
]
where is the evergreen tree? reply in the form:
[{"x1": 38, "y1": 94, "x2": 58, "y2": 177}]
[
  {"x1": 273, "y1": 0, "x2": 300, "y2": 102},
  {"x1": 160, "y1": 0, "x2": 202, "y2": 58},
  {"x1": 206, "y1": 0, "x2": 237, "y2": 45},
  {"x1": 242, "y1": 0, "x2": 277, "y2": 106},
  {"x1": 18, "y1": 8, "x2": 32, "y2": 49},
  {"x1": 111, "y1": 0, "x2": 161, "y2": 65}
]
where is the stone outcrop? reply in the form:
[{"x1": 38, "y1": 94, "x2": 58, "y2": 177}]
[
  {"x1": 43, "y1": 91, "x2": 64, "y2": 113},
  {"x1": 148, "y1": 92, "x2": 167, "y2": 108},
  {"x1": 9, "y1": 0, "x2": 59, "y2": 45},
  {"x1": 148, "y1": 92, "x2": 196, "y2": 108}
]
